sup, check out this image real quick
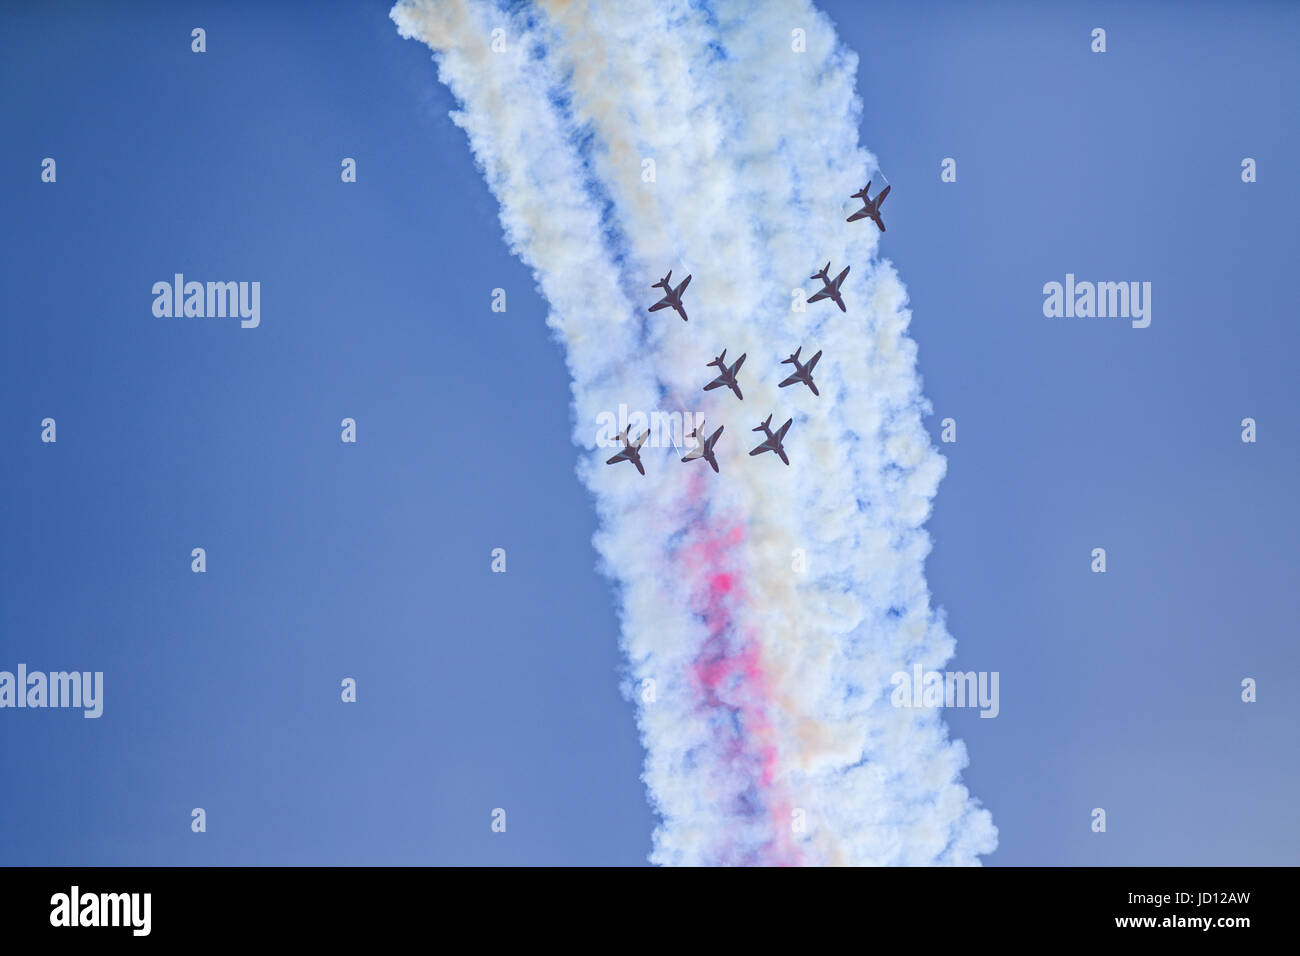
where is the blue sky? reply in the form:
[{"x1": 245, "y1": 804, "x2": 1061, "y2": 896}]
[{"x1": 1, "y1": 0, "x2": 1297, "y2": 865}]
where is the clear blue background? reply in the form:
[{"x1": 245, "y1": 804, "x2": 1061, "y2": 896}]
[{"x1": 1, "y1": 0, "x2": 1296, "y2": 865}]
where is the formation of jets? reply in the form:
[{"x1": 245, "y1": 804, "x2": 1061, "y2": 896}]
[{"x1": 612, "y1": 178, "x2": 892, "y2": 475}]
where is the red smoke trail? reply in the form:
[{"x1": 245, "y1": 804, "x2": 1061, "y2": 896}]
[{"x1": 675, "y1": 472, "x2": 801, "y2": 866}]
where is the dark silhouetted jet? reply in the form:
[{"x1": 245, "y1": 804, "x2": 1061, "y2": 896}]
[
  {"x1": 749, "y1": 414, "x2": 792, "y2": 465},
  {"x1": 703, "y1": 349, "x2": 746, "y2": 400},
  {"x1": 778, "y1": 346, "x2": 822, "y2": 396},
  {"x1": 808, "y1": 262, "x2": 850, "y2": 312},
  {"x1": 847, "y1": 181, "x2": 889, "y2": 231},
  {"x1": 681, "y1": 421, "x2": 724, "y2": 473},
  {"x1": 606, "y1": 426, "x2": 650, "y2": 475},
  {"x1": 649, "y1": 270, "x2": 692, "y2": 322}
]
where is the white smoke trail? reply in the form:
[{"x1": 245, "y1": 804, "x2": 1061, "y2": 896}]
[{"x1": 393, "y1": 0, "x2": 996, "y2": 866}]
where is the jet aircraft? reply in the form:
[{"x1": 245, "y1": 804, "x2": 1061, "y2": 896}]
[
  {"x1": 649, "y1": 270, "x2": 692, "y2": 322},
  {"x1": 605, "y1": 426, "x2": 650, "y2": 475},
  {"x1": 808, "y1": 261, "x2": 850, "y2": 312},
  {"x1": 778, "y1": 346, "x2": 823, "y2": 396},
  {"x1": 748, "y1": 414, "x2": 792, "y2": 465},
  {"x1": 846, "y1": 180, "x2": 890, "y2": 231},
  {"x1": 681, "y1": 421, "x2": 724, "y2": 473},
  {"x1": 703, "y1": 349, "x2": 746, "y2": 400}
]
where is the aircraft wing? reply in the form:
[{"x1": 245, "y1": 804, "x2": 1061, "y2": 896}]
[
  {"x1": 606, "y1": 450, "x2": 627, "y2": 465},
  {"x1": 703, "y1": 376, "x2": 726, "y2": 391},
  {"x1": 676, "y1": 274, "x2": 692, "y2": 295},
  {"x1": 748, "y1": 439, "x2": 774, "y2": 456},
  {"x1": 805, "y1": 351, "x2": 822, "y2": 373},
  {"x1": 634, "y1": 430, "x2": 650, "y2": 448},
  {"x1": 847, "y1": 207, "x2": 868, "y2": 222},
  {"x1": 778, "y1": 372, "x2": 801, "y2": 388},
  {"x1": 649, "y1": 296, "x2": 673, "y2": 311},
  {"x1": 834, "y1": 266, "x2": 850, "y2": 288},
  {"x1": 731, "y1": 354, "x2": 746, "y2": 374},
  {"x1": 877, "y1": 185, "x2": 890, "y2": 204},
  {"x1": 807, "y1": 288, "x2": 829, "y2": 303},
  {"x1": 775, "y1": 419, "x2": 792, "y2": 442}
]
